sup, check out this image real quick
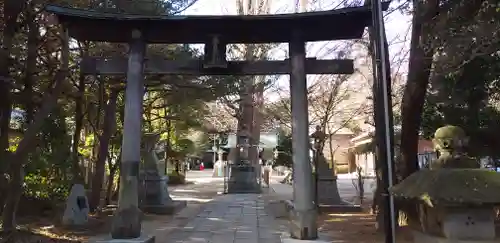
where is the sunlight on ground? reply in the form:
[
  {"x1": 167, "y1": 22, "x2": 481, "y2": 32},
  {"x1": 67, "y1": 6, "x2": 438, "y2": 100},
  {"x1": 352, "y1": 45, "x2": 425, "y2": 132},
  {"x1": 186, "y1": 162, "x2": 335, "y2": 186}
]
[
  {"x1": 207, "y1": 217, "x2": 223, "y2": 221},
  {"x1": 171, "y1": 189, "x2": 200, "y2": 193},
  {"x1": 324, "y1": 218, "x2": 347, "y2": 222},
  {"x1": 327, "y1": 213, "x2": 361, "y2": 217},
  {"x1": 186, "y1": 236, "x2": 207, "y2": 242},
  {"x1": 188, "y1": 177, "x2": 224, "y2": 184},
  {"x1": 169, "y1": 196, "x2": 213, "y2": 203},
  {"x1": 326, "y1": 213, "x2": 374, "y2": 221},
  {"x1": 30, "y1": 225, "x2": 83, "y2": 241}
]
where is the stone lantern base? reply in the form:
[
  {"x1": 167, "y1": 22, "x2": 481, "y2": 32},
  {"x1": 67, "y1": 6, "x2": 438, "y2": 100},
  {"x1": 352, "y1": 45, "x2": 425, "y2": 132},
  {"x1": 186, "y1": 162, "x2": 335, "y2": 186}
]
[
  {"x1": 227, "y1": 164, "x2": 261, "y2": 194},
  {"x1": 410, "y1": 207, "x2": 498, "y2": 243},
  {"x1": 140, "y1": 175, "x2": 186, "y2": 214},
  {"x1": 412, "y1": 230, "x2": 498, "y2": 243}
]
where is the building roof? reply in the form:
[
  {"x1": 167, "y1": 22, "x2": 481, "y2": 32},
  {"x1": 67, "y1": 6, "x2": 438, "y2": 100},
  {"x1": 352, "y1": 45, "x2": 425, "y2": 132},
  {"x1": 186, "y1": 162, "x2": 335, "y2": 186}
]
[
  {"x1": 224, "y1": 132, "x2": 278, "y2": 149},
  {"x1": 44, "y1": 3, "x2": 390, "y2": 43}
]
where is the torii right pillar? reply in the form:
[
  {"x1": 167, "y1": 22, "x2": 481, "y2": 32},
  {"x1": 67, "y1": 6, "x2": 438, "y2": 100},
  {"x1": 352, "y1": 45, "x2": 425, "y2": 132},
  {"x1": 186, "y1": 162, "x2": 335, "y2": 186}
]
[{"x1": 289, "y1": 32, "x2": 318, "y2": 240}]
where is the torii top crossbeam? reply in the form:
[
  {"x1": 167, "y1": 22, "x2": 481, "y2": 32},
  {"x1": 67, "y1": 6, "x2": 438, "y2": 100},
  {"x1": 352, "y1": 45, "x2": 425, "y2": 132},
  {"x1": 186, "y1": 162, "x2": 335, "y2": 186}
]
[{"x1": 45, "y1": 3, "x2": 389, "y2": 44}]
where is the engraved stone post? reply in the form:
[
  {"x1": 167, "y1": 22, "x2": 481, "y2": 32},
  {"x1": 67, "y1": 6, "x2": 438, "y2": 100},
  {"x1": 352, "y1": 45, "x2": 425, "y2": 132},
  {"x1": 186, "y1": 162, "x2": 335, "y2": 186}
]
[
  {"x1": 288, "y1": 33, "x2": 318, "y2": 240},
  {"x1": 110, "y1": 29, "x2": 148, "y2": 240}
]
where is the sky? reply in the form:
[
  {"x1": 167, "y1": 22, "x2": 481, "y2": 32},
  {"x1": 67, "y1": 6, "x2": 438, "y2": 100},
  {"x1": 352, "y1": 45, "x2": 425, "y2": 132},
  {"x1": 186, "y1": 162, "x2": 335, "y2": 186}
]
[{"x1": 181, "y1": 0, "x2": 412, "y2": 101}]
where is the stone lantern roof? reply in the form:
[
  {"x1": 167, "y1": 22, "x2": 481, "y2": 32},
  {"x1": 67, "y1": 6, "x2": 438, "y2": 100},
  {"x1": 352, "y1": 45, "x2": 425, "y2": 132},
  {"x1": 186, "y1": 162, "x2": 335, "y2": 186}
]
[{"x1": 390, "y1": 169, "x2": 500, "y2": 207}]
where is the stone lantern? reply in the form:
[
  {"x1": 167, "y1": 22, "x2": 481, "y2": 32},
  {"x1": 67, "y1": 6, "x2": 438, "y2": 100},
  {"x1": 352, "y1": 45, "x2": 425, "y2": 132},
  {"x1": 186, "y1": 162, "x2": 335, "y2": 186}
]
[
  {"x1": 228, "y1": 125, "x2": 260, "y2": 193},
  {"x1": 390, "y1": 125, "x2": 500, "y2": 242}
]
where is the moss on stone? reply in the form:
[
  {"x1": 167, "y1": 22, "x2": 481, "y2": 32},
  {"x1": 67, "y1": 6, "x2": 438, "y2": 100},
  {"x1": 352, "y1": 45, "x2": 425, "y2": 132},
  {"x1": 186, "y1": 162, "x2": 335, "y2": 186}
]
[
  {"x1": 430, "y1": 155, "x2": 480, "y2": 169},
  {"x1": 390, "y1": 169, "x2": 500, "y2": 206}
]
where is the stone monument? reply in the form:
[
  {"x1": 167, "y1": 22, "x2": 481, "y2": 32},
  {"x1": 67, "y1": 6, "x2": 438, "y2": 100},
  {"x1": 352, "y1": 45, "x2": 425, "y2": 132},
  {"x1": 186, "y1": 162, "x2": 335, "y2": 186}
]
[
  {"x1": 140, "y1": 133, "x2": 186, "y2": 214},
  {"x1": 62, "y1": 184, "x2": 89, "y2": 226},
  {"x1": 212, "y1": 138, "x2": 225, "y2": 177},
  {"x1": 315, "y1": 154, "x2": 342, "y2": 204},
  {"x1": 212, "y1": 159, "x2": 225, "y2": 177},
  {"x1": 390, "y1": 125, "x2": 500, "y2": 242},
  {"x1": 311, "y1": 126, "x2": 359, "y2": 212}
]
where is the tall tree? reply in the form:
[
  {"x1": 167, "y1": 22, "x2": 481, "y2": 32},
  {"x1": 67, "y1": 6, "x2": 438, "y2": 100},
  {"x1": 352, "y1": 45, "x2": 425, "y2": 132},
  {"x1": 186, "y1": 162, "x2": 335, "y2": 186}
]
[
  {"x1": 226, "y1": 0, "x2": 275, "y2": 164},
  {"x1": 399, "y1": 0, "x2": 439, "y2": 179}
]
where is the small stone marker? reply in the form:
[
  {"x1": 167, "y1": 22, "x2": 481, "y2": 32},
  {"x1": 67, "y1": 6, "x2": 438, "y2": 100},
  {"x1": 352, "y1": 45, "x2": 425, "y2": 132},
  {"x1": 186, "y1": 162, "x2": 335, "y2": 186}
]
[{"x1": 62, "y1": 184, "x2": 89, "y2": 226}]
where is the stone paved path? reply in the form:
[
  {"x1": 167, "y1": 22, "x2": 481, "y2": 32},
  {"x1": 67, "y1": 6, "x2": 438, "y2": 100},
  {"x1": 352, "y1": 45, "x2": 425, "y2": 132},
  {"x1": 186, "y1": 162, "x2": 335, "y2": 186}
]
[{"x1": 167, "y1": 193, "x2": 283, "y2": 243}]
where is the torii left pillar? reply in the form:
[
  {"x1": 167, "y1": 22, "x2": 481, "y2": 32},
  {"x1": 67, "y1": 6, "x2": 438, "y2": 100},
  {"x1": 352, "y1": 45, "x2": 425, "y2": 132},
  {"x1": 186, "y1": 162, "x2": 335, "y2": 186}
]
[
  {"x1": 288, "y1": 32, "x2": 318, "y2": 240},
  {"x1": 97, "y1": 29, "x2": 154, "y2": 243}
]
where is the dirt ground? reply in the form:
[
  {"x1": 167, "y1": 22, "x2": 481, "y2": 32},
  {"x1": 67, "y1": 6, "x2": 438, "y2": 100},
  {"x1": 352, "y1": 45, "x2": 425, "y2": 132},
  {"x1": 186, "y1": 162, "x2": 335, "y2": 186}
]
[
  {"x1": 317, "y1": 206, "x2": 500, "y2": 243},
  {"x1": 0, "y1": 208, "x2": 188, "y2": 243},
  {"x1": 318, "y1": 212, "x2": 413, "y2": 243},
  {"x1": 0, "y1": 181, "x2": 214, "y2": 243},
  {"x1": 0, "y1": 213, "x2": 109, "y2": 243}
]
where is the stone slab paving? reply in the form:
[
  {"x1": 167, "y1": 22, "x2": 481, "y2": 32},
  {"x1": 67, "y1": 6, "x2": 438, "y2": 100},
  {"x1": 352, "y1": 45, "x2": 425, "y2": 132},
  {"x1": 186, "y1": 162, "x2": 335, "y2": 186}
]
[{"x1": 166, "y1": 193, "x2": 283, "y2": 243}]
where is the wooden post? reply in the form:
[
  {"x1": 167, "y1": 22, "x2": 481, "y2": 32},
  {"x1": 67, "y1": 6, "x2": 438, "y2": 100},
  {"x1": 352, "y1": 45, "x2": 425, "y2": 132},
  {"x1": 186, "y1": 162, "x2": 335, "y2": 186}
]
[
  {"x1": 111, "y1": 29, "x2": 146, "y2": 239},
  {"x1": 289, "y1": 32, "x2": 318, "y2": 240}
]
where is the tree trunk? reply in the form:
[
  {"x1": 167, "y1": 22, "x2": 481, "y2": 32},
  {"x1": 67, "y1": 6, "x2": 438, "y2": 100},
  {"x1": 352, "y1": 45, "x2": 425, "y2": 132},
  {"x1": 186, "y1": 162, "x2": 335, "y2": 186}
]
[
  {"x1": 71, "y1": 73, "x2": 86, "y2": 183},
  {"x1": 399, "y1": 0, "x2": 440, "y2": 226},
  {"x1": 249, "y1": 81, "x2": 264, "y2": 164},
  {"x1": 400, "y1": 0, "x2": 439, "y2": 179},
  {"x1": 90, "y1": 80, "x2": 107, "y2": 187},
  {"x1": 89, "y1": 89, "x2": 119, "y2": 212},
  {"x1": 0, "y1": 0, "x2": 26, "y2": 217},
  {"x1": 236, "y1": 77, "x2": 254, "y2": 163},
  {"x1": 2, "y1": 71, "x2": 68, "y2": 231},
  {"x1": 327, "y1": 136, "x2": 339, "y2": 175},
  {"x1": 106, "y1": 149, "x2": 121, "y2": 205},
  {"x1": 23, "y1": 6, "x2": 37, "y2": 124},
  {"x1": 1, "y1": 25, "x2": 69, "y2": 229},
  {"x1": 236, "y1": 44, "x2": 255, "y2": 164},
  {"x1": 113, "y1": 157, "x2": 123, "y2": 201}
]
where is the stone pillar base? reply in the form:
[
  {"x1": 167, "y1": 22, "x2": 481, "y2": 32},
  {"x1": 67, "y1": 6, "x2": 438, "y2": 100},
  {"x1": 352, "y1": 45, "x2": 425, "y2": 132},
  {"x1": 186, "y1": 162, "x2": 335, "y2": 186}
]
[
  {"x1": 141, "y1": 176, "x2": 172, "y2": 204},
  {"x1": 316, "y1": 177, "x2": 342, "y2": 205},
  {"x1": 315, "y1": 177, "x2": 362, "y2": 213},
  {"x1": 94, "y1": 235, "x2": 155, "y2": 243},
  {"x1": 281, "y1": 232, "x2": 331, "y2": 243},
  {"x1": 141, "y1": 200, "x2": 187, "y2": 215},
  {"x1": 289, "y1": 207, "x2": 318, "y2": 240},
  {"x1": 227, "y1": 165, "x2": 261, "y2": 194}
]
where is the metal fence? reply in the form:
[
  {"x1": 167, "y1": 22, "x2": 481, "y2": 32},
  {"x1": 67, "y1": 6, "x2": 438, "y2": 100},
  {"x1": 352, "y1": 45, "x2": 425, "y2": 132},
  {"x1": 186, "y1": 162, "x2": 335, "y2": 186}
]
[{"x1": 417, "y1": 151, "x2": 437, "y2": 169}]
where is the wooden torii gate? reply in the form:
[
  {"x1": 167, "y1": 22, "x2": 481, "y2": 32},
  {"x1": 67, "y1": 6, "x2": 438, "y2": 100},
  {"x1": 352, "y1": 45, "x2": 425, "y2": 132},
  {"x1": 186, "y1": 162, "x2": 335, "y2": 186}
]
[{"x1": 45, "y1": 3, "x2": 388, "y2": 242}]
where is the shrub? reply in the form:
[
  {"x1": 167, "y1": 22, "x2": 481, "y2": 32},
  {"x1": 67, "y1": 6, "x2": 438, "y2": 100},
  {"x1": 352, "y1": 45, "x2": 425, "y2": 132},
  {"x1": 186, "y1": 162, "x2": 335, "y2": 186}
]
[{"x1": 167, "y1": 172, "x2": 186, "y2": 185}]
